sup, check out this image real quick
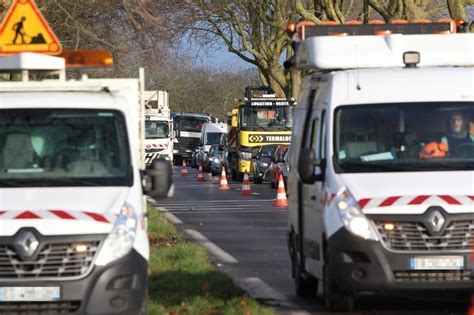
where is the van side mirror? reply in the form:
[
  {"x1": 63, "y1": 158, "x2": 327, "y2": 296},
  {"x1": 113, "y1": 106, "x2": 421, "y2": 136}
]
[
  {"x1": 298, "y1": 148, "x2": 325, "y2": 184},
  {"x1": 143, "y1": 158, "x2": 173, "y2": 199}
]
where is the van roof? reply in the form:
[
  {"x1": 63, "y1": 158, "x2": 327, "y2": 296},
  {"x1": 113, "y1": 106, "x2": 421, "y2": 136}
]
[
  {"x1": 319, "y1": 67, "x2": 474, "y2": 107},
  {"x1": 294, "y1": 33, "x2": 474, "y2": 70}
]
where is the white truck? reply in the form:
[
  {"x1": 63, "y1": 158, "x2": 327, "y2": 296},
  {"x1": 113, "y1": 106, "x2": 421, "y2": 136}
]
[
  {"x1": 144, "y1": 90, "x2": 173, "y2": 165},
  {"x1": 286, "y1": 21, "x2": 474, "y2": 311},
  {"x1": 0, "y1": 52, "x2": 171, "y2": 314}
]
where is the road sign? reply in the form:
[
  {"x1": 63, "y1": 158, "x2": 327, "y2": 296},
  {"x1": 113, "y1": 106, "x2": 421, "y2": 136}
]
[{"x1": 0, "y1": 0, "x2": 62, "y2": 55}]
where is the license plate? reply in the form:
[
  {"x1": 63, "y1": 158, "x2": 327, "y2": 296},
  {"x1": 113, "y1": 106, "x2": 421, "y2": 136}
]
[
  {"x1": 410, "y1": 256, "x2": 464, "y2": 270},
  {"x1": 0, "y1": 287, "x2": 60, "y2": 302}
]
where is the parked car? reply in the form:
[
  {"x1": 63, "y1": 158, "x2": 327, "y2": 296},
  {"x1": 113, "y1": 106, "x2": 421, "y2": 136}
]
[
  {"x1": 267, "y1": 145, "x2": 289, "y2": 188},
  {"x1": 251, "y1": 144, "x2": 278, "y2": 184}
]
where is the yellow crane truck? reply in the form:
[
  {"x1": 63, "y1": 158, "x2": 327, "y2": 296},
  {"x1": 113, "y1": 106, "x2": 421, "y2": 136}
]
[{"x1": 227, "y1": 86, "x2": 294, "y2": 181}]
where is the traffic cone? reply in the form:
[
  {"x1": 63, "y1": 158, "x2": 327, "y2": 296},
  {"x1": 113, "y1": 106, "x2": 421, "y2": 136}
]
[
  {"x1": 181, "y1": 160, "x2": 188, "y2": 176},
  {"x1": 274, "y1": 174, "x2": 288, "y2": 207},
  {"x1": 219, "y1": 166, "x2": 230, "y2": 190},
  {"x1": 197, "y1": 163, "x2": 205, "y2": 182},
  {"x1": 241, "y1": 173, "x2": 252, "y2": 196}
]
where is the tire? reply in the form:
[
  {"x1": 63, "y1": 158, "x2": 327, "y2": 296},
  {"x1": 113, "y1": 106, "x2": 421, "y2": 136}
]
[
  {"x1": 231, "y1": 168, "x2": 237, "y2": 181},
  {"x1": 270, "y1": 179, "x2": 276, "y2": 189},
  {"x1": 289, "y1": 235, "x2": 317, "y2": 297},
  {"x1": 253, "y1": 175, "x2": 262, "y2": 184},
  {"x1": 323, "y1": 250, "x2": 354, "y2": 312}
]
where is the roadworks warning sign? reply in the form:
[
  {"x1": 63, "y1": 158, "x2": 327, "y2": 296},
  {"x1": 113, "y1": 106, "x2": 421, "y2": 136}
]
[{"x1": 0, "y1": 0, "x2": 62, "y2": 55}]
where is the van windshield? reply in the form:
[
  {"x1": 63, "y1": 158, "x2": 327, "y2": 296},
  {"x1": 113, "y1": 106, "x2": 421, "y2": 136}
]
[
  {"x1": 205, "y1": 132, "x2": 224, "y2": 145},
  {"x1": 334, "y1": 102, "x2": 474, "y2": 173},
  {"x1": 0, "y1": 109, "x2": 132, "y2": 187}
]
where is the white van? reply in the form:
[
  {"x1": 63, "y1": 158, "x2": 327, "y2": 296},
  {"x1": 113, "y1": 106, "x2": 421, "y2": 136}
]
[
  {"x1": 196, "y1": 122, "x2": 228, "y2": 171},
  {"x1": 0, "y1": 53, "x2": 171, "y2": 314},
  {"x1": 287, "y1": 21, "x2": 474, "y2": 311}
]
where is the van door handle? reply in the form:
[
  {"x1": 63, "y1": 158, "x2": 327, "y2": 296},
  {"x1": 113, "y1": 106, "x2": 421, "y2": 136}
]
[{"x1": 311, "y1": 195, "x2": 316, "y2": 201}]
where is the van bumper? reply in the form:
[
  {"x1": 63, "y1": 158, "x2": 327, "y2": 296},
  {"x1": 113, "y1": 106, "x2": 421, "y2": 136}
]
[
  {"x1": 327, "y1": 228, "x2": 474, "y2": 296},
  {"x1": 0, "y1": 249, "x2": 147, "y2": 315}
]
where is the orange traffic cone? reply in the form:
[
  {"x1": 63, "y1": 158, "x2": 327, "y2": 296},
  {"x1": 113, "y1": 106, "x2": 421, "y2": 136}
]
[
  {"x1": 274, "y1": 174, "x2": 288, "y2": 207},
  {"x1": 197, "y1": 163, "x2": 205, "y2": 182},
  {"x1": 241, "y1": 173, "x2": 252, "y2": 196},
  {"x1": 181, "y1": 160, "x2": 188, "y2": 176},
  {"x1": 219, "y1": 166, "x2": 230, "y2": 190}
]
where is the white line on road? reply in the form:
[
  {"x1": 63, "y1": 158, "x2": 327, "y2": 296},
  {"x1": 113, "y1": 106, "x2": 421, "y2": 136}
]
[
  {"x1": 184, "y1": 229, "x2": 238, "y2": 264},
  {"x1": 163, "y1": 212, "x2": 183, "y2": 224},
  {"x1": 235, "y1": 277, "x2": 287, "y2": 302}
]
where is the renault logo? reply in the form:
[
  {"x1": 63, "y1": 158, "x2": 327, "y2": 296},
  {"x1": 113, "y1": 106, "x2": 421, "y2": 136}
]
[
  {"x1": 427, "y1": 210, "x2": 445, "y2": 232},
  {"x1": 15, "y1": 231, "x2": 39, "y2": 258}
]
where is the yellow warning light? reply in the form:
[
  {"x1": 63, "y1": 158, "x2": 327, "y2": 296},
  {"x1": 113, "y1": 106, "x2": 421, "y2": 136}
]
[
  {"x1": 59, "y1": 50, "x2": 114, "y2": 68},
  {"x1": 384, "y1": 223, "x2": 395, "y2": 231},
  {"x1": 75, "y1": 244, "x2": 88, "y2": 253}
]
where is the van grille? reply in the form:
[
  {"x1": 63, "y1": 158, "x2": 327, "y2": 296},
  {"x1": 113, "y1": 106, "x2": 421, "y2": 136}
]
[
  {"x1": 0, "y1": 241, "x2": 100, "y2": 279},
  {"x1": 374, "y1": 220, "x2": 474, "y2": 251},
  {"x1": 394, "y1": 270, "x2": 473, "y2": 282},
  {"x1": 0, "y1": 301, "x2": 80, "y2": 314}
]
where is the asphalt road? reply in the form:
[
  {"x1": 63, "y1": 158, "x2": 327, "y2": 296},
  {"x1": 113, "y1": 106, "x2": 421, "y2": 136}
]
[{"x1": 149, "y1": 166, "x2": 471, "y2": 315}]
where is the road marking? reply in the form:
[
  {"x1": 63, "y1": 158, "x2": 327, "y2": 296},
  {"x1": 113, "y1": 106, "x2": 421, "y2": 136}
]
[
  {"x1": 163, "y1": 211, "x2": 183, "y2": 224},
  {"x1": 235, "y1": 277, "x2": 287, "y2": 302},
  {"x1": 184, "y1": 229, "x2": 238, "y2": 264}
]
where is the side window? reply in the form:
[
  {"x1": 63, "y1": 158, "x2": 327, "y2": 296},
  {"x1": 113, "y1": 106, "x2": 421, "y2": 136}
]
[
  {"x1": 307, "y1": 118, "x2": 319, "y2": 149},
  {"x1": 319, "y1": 110, "x2": 327, "y2": 159}
]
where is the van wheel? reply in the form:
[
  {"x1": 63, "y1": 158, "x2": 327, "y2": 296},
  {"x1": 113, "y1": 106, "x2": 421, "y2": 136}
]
[
  {"x1": 289, "y1": 236, "x2": 317, "y2": 297},
  {"x1": 323, "y1": 250, "x2": 354, "y2": 312}
]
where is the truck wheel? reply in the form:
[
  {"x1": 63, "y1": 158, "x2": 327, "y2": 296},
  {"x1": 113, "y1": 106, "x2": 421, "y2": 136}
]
[
  {"x1": 289, "y1": 235, "x2": 317, "y2": 297},
  {"x1": 323, "y1": 250, "x2": 354, "y2": 312}
]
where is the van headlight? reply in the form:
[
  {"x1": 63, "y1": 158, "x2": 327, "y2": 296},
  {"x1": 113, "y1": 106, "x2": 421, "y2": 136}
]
[
  {"x1": 335, "y1": 189, "x2": 378, "y2": 241},
  {"x1": 95, "y1": 203, "x2": 137, "y2": 266}
]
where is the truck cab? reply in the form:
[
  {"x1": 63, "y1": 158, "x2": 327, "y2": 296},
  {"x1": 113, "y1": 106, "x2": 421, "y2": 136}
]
[
  {"x1": 172, "y1": 113, "x2": 210, "y2": 165},
  {"x1": 287, "y1": 21, "x2": 474, "y2": 312},
  {"x1": 144, "y1": 91, "x2": 173, "y2": 165},
  {"x1": 227, "y1": 86, "x2": 294, "y2": 181},
  {"x1": 0, "y1": 52, "x2": 171, "y2": 315}
]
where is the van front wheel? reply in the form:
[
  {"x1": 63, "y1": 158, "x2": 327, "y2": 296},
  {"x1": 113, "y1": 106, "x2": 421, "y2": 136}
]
[{"x1": 323, "y1": 250, "x2": 354, "y2": 312}]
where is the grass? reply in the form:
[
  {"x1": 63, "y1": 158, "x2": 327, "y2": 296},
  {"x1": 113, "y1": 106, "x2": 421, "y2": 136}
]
[{"x1": 147, "y1": 207, "x2": 275, "y2": 315}]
